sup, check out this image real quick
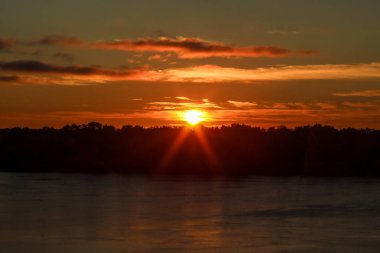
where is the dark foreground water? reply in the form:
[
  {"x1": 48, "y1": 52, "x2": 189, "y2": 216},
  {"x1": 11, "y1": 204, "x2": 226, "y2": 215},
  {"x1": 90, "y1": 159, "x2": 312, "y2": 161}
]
[{"x1": 0, "y1": 173, "x2": 380, "y2": 253}]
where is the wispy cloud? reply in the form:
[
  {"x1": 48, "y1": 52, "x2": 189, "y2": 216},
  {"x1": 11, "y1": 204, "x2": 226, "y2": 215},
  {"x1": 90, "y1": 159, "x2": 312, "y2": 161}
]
[
  {"x1": 0, "y1": 60, "x2": 153, "y2": 84},
  {"x1": 0, "y1": 38, "x2": 14, "y2": 50},
  {"x1": 313, "y1": 103, "x2": 337, "y2": 110},
  {"x1": 53, "y1": 52, "x2": 74, "y2": 63},
  {"x1": 91, "y1": 36, "x2": 317, "y2": 58},
  {"x1": 333, "y1": 90, "x2": 380, "y2": 97},
  {"x1": 0, "y1": 99, "x2": 378, "y2": 128},
  {"x1": 158, "y1": 63, "x2": 380, "y2": 82},
  {"x1": 8, "y1": 35, "x2": 316, "y2": 58},
  {"x1": 145, "y1": 99, "x2": 223, "y2": 111},
  {"x1": 227, "y1": 100, "x2": 257, "y2": 108},
  {"x1": 1, "y1": 35, "x2": 317, "y2": 60},
  {"x1": 342, "y1": 101, "x2": 380, "y2": 109},
  {"x1": 2, "y1": 59, "x2": 380, "y2": 85},
  {"x1": 33, "y1": 35, "x2": 84, "y2": 46},
  {"x1": 0, "y1": 75, "x2": 20, "y2": 82},
  {"x1": 266, "y1": 27, "x2": 300, "y2": 35},
  {"x1": 175, "y1": 96, "x2": 191, "y2": 100},
  {"x1": 0, "y1": 60, "x2": 113, "y2": 75}
]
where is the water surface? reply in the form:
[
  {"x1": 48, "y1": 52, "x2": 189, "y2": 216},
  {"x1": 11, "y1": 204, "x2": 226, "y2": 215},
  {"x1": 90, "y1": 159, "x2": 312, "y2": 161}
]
[{"x1": 0, "y1": 173, "x2": 379, "y2": 252}]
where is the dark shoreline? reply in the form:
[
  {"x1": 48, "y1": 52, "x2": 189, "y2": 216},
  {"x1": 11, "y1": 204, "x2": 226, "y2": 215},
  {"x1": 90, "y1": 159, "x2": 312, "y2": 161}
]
[{"x1": 1, "y1": 123, "x2": 379, "y2": 177}]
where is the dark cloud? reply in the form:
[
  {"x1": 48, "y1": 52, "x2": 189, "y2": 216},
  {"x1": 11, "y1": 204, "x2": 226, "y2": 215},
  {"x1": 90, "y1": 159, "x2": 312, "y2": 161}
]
[
  {"x1": 35, "y1": 35, "x2": 84, "y2": 46},
  {"x1": 0, "y1": 75, "x2": 20, "y2": 82},
  {"x1": 91, "y1": 37, "x2": 318, "y2": 58},
  {"x1": 246, "y1": 45, "x2": 289, "y2": 56},
  {"x1": 0, "y1": 38, "x2": 14, "y2": 50},
  {"x1": 94, "y1": 37, "x2": 231, "y2": 52},
  {"x1": 19, "y1": 35, "x2": 317, "y2": 58},
  {"x1": 0, "y1": 60, "x2": 154, "y2": 84},
  {"x1": 0, "y1": 60, "x2": 127, "y2": 76}
]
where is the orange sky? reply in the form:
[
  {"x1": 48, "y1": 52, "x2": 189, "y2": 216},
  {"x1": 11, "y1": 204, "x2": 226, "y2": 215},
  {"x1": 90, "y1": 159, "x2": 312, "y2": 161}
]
[{"x1": 1, "y1": 1, "x2": 380, "y2": 128}]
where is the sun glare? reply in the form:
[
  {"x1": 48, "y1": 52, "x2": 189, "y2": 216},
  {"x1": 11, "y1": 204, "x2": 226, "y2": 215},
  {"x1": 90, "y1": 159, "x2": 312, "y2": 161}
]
[{"x1": 183, "y1": 110, "x2": 206, "y2": 125}]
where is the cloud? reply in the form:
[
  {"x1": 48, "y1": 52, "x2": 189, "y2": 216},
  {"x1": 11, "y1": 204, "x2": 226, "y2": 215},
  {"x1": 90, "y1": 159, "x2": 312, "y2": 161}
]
[
  {"x1": 176, "y1": 96, "x2": 191, "y2": 100},
  {"x1": 227, "y1": 100, "x2": 257, "y2": 108},
  {"x1": 263, "y1": 102, "x2": 338, "y2": 110},
  {"x1": 158, "y1": 63, "x2": 380, "y2": 82},
  {"x1": 148, "y1": 54, "x2": 162, "y2": 61},
  {"x1": 151, "y1": 29, "x2": 171, "y2": 38},
  {"x1": 210, "y1": 108, "x2": 380, "y2": 128},
  {"x1": 0, "y1": 38, "x2": 14, "y2": 50},
  {"x1": 144, "y1": 100, "x2": 340, "y2": 114},
  {"x1": 342, "y1": 102, "x2": 380, "y2": 109},
  {"x1": 0, "y1": 75, "x2": 20, "y2": 82},
  {"x1": 144, "y1": 100, "x2": 379, "y2": 127},
  {"x1": 91, "y1": 37, "x2": 317, "y2": 58},
  {"x1": 313, "y1": 103, "x2": 337, "y2": 110},
  {"x1": 0, "y1": 60, "x2": 117, "y2": 75},
  {"x1": 266, "y1": 27, "x2": 300, "y2": 35},
  {"x1": 332, "y1": 90, "x2": 380, "y2": 97},
  {"x1": 0, "y1": 60, "x2": 155, "y2": 84},
  {"x1": 0, "y1": 110, "x2": 184, "y2": 128},
  {"x1": 34, "y1": 35, "x2": 84, "y2": 46},
  {"x1": 53, "y1": 52, "x2": 74, "y2": 63},
  {"x1": 268, "y1": 102, "x2": 310, "y2": 110},
  {"x1": 3, "y1": 59, "x2": 380, "y2": 85},
  {"x1": 146, "y1": 98, "x2": 223, "y2": 111},
  {"x1": 2, "y1": 105, "x2": 379, "y2": 128},
  {"x1": 10, "y1": 35, "x2": 316, "y2": 59}
]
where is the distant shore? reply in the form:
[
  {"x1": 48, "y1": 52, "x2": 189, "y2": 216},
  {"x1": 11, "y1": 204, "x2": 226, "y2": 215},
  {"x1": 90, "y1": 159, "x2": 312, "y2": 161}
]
[{"x1": 1, "y1": 123, "x2": 379, "y2": 177}]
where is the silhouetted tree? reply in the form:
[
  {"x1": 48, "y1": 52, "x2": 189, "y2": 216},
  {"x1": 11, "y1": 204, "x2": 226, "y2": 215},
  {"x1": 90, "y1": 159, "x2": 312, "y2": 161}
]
[{"x1": 0, "y1": 123, "x2": 379, "y2": 177}]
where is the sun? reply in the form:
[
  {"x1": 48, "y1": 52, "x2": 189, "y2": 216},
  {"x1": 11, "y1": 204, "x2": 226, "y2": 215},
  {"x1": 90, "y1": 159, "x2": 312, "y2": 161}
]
[{"x1": 183, "y1": 110, "x2": 206, "y2": 125}]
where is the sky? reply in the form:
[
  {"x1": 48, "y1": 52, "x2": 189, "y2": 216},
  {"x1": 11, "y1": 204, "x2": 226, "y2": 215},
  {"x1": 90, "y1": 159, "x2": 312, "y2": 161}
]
[{"x1": 1, "y1": 0, "x2": 380, "y2": 128}]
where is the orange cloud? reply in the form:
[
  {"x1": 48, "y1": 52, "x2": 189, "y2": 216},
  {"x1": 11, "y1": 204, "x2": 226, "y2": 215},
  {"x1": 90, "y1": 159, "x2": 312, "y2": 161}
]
[
  {"x1": 342, "y1": 102, "x2": 380, "y2": 109},
  {"x1": 175, "y1": 96, "x2": 191, "y2": 100},
  {"x1": 3, "y1": 60, "x2": 380, "y2": 85},
  {"x1": 333, "y1": 90, "x2": 380, "y2": 97},
  {"x1": 4, "y1": 35, "x2": 318, "y2": 59},
  {"x1": 91, "y1": 37, "x2": 316, "y2": 58},
  {"x1": 145, "y1": 99, "x2": 223, "y2": 111},
  {"x1": 0, "y1": 99, "x2": 379, "y2": 128},
  {"x1": 158, "y1": 63, "x2": 380, "y2": 82},
  {"x1": 227, "y1": 100, "x2": 257, "y2": 108},
  {"x1": 0, "y1": 110, "x2": 183, "y2": 128}
]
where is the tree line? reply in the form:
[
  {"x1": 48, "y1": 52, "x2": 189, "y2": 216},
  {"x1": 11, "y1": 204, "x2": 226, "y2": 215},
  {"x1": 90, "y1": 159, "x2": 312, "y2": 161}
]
[{"x1": 0, "y1": 122, "x2": 379, "y2": 177}]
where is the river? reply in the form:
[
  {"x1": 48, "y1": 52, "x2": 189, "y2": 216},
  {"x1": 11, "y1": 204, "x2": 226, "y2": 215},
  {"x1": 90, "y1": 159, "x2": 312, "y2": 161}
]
[{"x1": 0, "y1": 173, "x2": 379, "y2": 252}]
